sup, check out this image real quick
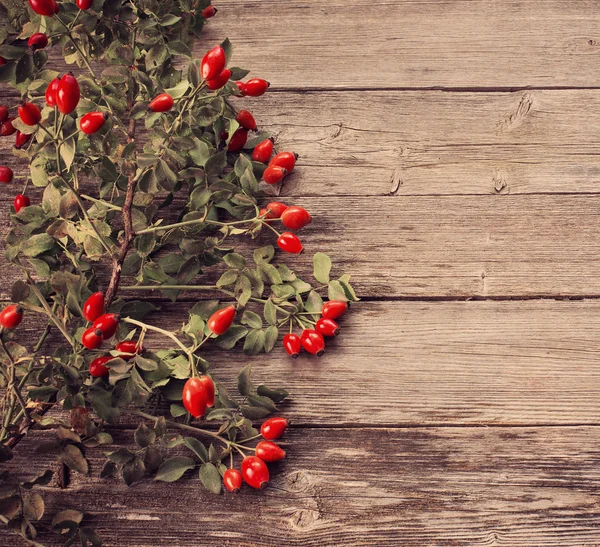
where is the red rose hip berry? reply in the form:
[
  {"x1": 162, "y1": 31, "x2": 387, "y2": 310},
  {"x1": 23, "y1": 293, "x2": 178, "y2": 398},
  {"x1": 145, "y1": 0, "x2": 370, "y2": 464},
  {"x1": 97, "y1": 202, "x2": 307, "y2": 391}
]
[
  {"x1": 277, "y1": 232, "x2": 303, "y2": 254},
  {"x1": 207, "y1": 305, "x2": 235, "y2": 335},
  {"x1": 89, "y1": 356, "x2": 111, "y2": 378},
  {"x1": 241, "y1": 456, "x2": 269, "y2": 489},
  {"x1": 0, "y1": 106, "x2": 8, "y2": 123},
  {"x1": 0, "y1": 166, "x2": 13, "y2": 183},
  {"x1": 244, "y1": 78, "x2": 270, "y2": 97},
  {"x1": 255, "y1": 441, "x2": 286, "y2": 462},
  {"x1": 82, "y1": 327, "x2": 103, "y2": 350},
  {"x1": 316, "y1": 317, "x2": 339, "y2": 337},
  {"x1": 281, "y1": 206, "x2": 311, "y2": 230},
  {"x1": 28, "y1": 33, "x2": 49, "y2": 50},
  {"x1": 227, "y1": 128, "x2": 248, "y2": 152},
  {"x1": 18, "y1": 102, "x2": 41, "y2": 126},
  {"x1": 252, "y1": 138, "x2": 274, "y2": 163},
  {"x1": 234, "y1": 81, "x2": 246, "y2": 96},
  {"x1": 265, "y1": 201, "x2": 288, "y2": 218},
  {"x1": 236, "y1": 110, "x2": 257, "y2": 131},
  {"x1": 83, "y1": 292, "x2": 104, "y2": 322},
  {"x1": 202, "y1": 5, "x2": 217, "y2": 18},
  {"x1": 115, "y1": 340, "x2": 142, "y2": 359},
  {"x1": 56, "y1": 73, "x2": 80, "y2": 114},
  {"x1": 223, "y1": 468, "x2": 242, "y2": 493},
  {"x1": 260, "y1": 417, "x2": 288, "y2": 440},
  {"x1": 207, "y1": 68, "x2": 231, "y2": 90},
  {"x1": 201, "y1": 45, "x2": 226, "y2": 81},
  {"x1": 15, "y1": 131, "x2": 32, "y2": 149},
  {"x1": 0, "y1": 118, "x2": 16, "y2": 137},
  {"x1": 283, "y1": 333, "x2": 301, "y2": 358},
  {"x1": 92, "y1": 313, "x2": 120, "y2": 339},
  {"x1": 269, "y1": 151, "x2": 298, "y2": 173},
  {"x1": 28, "y1": 0, "x2": 57, "y2": 16},
  {"x1": 322, "y1": 300, "x2": 348, "y2": 319},
  {"x1": 76, "y1": 0, "x2": 93, "y2": 9},
  {"x1": 45, "y1": 78, "x2": 60, "y2": 107},
  {"x1": 198, "y1": 375, "x2": 215, "y2": 407},
  {"x1": 80, "y1": 112, "x2": 108, "y2": 134},
  {"x1": 0, "y1": 305, "x2": 23, "y2": 329},
  {"x1": 262, "y1": 165, "x2": 286, "y2": 185},
  {"x1": 149, "y1": 93, "x2": 174, "y2": 113},
  {"x1": 14, "y1": 194, "x2": 30, "y2": 213},
  {"x1": 301, "y1": 329, "x2": 325, "y2": 356},
  {"x1": 182, "y1": 377, "x2": 208, "y2": 418}
]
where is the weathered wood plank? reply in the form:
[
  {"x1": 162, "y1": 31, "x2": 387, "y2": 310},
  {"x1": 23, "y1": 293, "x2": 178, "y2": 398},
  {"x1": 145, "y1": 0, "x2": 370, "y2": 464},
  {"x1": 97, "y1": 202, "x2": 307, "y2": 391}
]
[
  {"x1": 2, "y1": 193, "x2": 600, "y2": 297},
  {"x1": 8, "y1": 300, "x2": 600, "y2": 426},
  {"x1": 4, "y1": 89, "x2": 600, "y2": 197},
  {"x1": 203, "y1": 0, "x2": 600, "y2": 89},
  {"x1": 3, "y1": 425, "x2": 600, "y2": 546}
]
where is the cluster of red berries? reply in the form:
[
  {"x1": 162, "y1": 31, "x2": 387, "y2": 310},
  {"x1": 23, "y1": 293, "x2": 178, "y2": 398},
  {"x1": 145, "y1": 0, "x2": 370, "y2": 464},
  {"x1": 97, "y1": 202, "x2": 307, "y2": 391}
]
[
  {"x1": 0, "y1": 103, "x2": 32, "y2": 149},
  {"x1": 80, "y1": 292, "x2": 120, "y2": 350},
  {"x1": 284, "y1": 300, "x2": 348, "y2": 358},
  {"x1": 224, "y1": 417, "x2": 288, "y2": 492},
  {"x1": 258, "y1": 201, "x2": 311, "y2": 254},
  {"x1": 0, "y1": 165, "x2": 28, "y2": 213}
]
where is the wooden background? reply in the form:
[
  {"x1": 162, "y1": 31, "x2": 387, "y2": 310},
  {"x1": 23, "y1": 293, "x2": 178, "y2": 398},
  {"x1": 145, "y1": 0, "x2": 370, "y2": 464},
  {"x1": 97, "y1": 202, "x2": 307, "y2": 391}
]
[{"x1": 3, "y1": 0, "x2": 600, "y2": 545}]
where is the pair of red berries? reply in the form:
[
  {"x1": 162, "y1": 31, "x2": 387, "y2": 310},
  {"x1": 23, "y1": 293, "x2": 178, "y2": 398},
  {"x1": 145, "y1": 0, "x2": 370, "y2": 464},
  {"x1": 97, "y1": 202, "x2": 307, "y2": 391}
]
[
  {"x1": 283, "y1": 301, "x2": 348, "y2": 358},
  {"x1": 235, "y1": 79, "x2": 270, "y2": 98},
  {"x1": 89, "y1": 340, "x2": 143, "y2": 377},
  {"x1": 223, "y1": 417, "x2": 288, "y2": 492},
  {"x1": 46, "y1": 73, "x2": 80, "y2": 115},
  {"x1": 0, "y1": 304, "x2": 23, "y2": 329},
  {"x1": 0, "y1": 116, "x2": 30, "y2": 148},
  {"x1": 201, "y1": 45, "x2": 232, "y2": 90},
  {"x1": 182, "y1": 375, "x2": 215, "y2": 418},
  {"x1": 259, "y1": 202, "x2": 311, "y2": 230},
  {"x1": 262, "y1": 151, "x2": 298, "y2": 185},
  {"x1": 82, "y1": 312, "x2": 120, "y2": 349}
]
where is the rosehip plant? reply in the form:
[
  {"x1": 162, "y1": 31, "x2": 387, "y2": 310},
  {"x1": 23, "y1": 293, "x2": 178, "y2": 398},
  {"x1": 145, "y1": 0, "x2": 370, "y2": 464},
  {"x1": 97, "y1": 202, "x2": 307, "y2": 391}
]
[{"x1": 0, "y1": 0, "x2": 358, "y2": 544}]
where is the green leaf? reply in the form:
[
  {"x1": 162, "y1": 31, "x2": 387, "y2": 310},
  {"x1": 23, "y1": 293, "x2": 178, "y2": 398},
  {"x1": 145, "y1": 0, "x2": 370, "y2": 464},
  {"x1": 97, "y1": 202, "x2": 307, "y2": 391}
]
[
  {"x1": 264, "y1": 326, "x2": 279, "y2": 353},
  {"x1": 237, "y1": 364, "x2": 253, "y2": 396},
  {"x1": 59, "y1": 444, "x2": 88, "y2": 475},
  {"x1": 122, "y1": 456, "x2": 146, "y2": 486},
  {"x1": 154, "y1": 456, "x2": 195, "y2": 482},
  {"x1": 134, "y1": 423, "x2": 156, "y2": 448},
  {"x1": 170, "y1": 404, "x2": 187, "y2": 417},
  {"x1": 183, "y1": 437, "x2": 208, "y2": 463},
  {"x1": 257, "y1": 385, "x2": 289, "y2": 403},
  {"x1": 247, "y1": 393, "x2": 278, "y2": 412},
  {"x1": 220, "y1": 37, "x2": 233, "y2": 63},
  {"x1": 204, "y1": 150, "x2": 227, "y2": 177},
  {"x1": 313, "y1": 252, "x2": 332, "y2": 284},
  {"x1": 213, "y1": 325, "x2": 247, "y2": 349},
  {"x1": 304, "y1": 290, "x2": 324, "y2": 320},
  {"x1": 199, "y1": 463, "x2": 222, "y2": 494},
  {"x1": 216, "y1": 269, "x2": 238, "y2": 288},
  {"x1": 241, "y1": 310, "x2": 262, "y2": 329},
  {"x1": 60, "y1": 135, "x2": 76, "y2": 171},
  {"x1": 264, "y1": 299, "x2": 277, "y2": 325},
  {"x1": 243, "y1": 329, "x2": 265, "y2": 355},
  {"x1": 21, "y1": 233, "x2": 54, "y2": 257},
  {"x1": 223, "y1": 252, "x2": 246, "y2": 270},
  {"x1": 328, "y1": 280, "x2": 349, "y2": 302}
]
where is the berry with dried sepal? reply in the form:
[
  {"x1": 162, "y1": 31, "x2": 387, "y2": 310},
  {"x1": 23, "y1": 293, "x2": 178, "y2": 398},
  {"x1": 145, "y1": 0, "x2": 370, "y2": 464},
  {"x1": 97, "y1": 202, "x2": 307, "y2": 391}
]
[
  {"x1": 316, "y1": 317, "x2": 339, "y2": 337},
  {"x1": 269, "y1": 151, "x2": 298, "y2": 173},
  {"x1": 0, "y1": 305, "x2": 23, "y2": 329},
  {"x1": 92, "y1": 313, "x2": 120, "y2": 340},
  {"x1": 82, "y1": 327, "x2": 103, "y2": 350},
  {"x1": 301, "y1": 329, "x2": 325, "y2": 356},
  {"x1": 280, "y1": 206, "x2": 311, "y2": 230},
  {"x1": 263, "y1": 165, "x2": 286, "y2": 185},
  {"x1": 18, "y1": 102, "x2": 41, "y2": 126},
  {"x1": 283, "y1": 333, "x2": 301, "y2": 358},
  {"x1": 241, "y1": 456, "x2": 269, "y2": 489},
  {"x1": 80, "y1": 112, "x2": 108, "y2": 134},
  {"x1": 89, "y1": 356, "x2": 111, "y2": 378},
  {"x1": 244, "y1": 78, "x2": 270, "y2": 97}
]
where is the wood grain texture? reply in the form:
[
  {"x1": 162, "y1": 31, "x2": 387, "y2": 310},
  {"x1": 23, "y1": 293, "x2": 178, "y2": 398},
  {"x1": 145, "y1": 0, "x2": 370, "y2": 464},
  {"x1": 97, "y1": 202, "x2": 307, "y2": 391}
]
[
  {"x1": 3, "y1": 426, "x2": 600, "y2": 546},
  {"x1": 202, "y1": 0, "x2": 600, "y2": 89},
  {"x1": 6, "y1": 300, "x2": 600, "y2": 427}
]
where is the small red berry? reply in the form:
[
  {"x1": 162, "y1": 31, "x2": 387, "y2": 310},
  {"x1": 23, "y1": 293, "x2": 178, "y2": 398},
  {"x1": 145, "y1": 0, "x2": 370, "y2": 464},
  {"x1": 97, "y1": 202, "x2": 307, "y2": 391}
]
[
  {"x1": 280, "y1": 206, "x2": 311, "y2": 230},
  {"x1": 322, "y1": 301, "x2": 348, "y2": 320},
  {"x1": 0, "y1": 57, "x2": 6, "y2": 67},
  {"x1": 28, "y1": 33, "x2": 49, "y2": 50},
  {"x1": 228, "y1": 127, "x2": 248, "y2": 152},
  {"x1": 236, "y1": 110, "x2": 257, "y2": 131},
  {"x1": 149, "y1": 93, "x2": 174, "y2": 113},
  {"x1": 56, "y1": 73, "x2": 80, "y2": 115},
  {"x1": 28, "y1": 0, "x2": 56, "y2": 16},
  {"x1": 223, "y1": 468, "x2": 242, "y2": 493},
  {"x1": 252, "y1": 138, "x2": 274, "y2": 163},
  {"x1": 14, "y1": 194, "x2": 30, "y2": 213},
  {"x1": 277, "y1": 232, "x2": 303, "y2": 254},
  {"x1": 115, "y1": 340, "x2": 141, "y2": 359},
  {"x1": 241, "y1": 456, "x2": 269, "y2": 489},
  {"x1": 18, "y1": 102, "x2": 41, "y2": 126},
  {"x1": 15, "y1": 131, "x2": 31, "y2": 149},
  {"x1": 206, "y1": 68, "x2": 231, "y2": 91},
  {"x1": 0, "y1": 166, "x2": 13, "y2": 183},
  {"x1": 182, "y1": 377, "x2": 208, "y2": 418},
  {"x1": 265, "y1": 201, "x2": 288, "y2": 218},
  {"x1": 244, "y1": 78, "x2": 270, "y2": 97},
  {"x1": 79, "y1": 111, "x2": 108, "y2": 135},
  {"x1": 198, "y1": 375, "x2": 215, "y2": 407},
  {"x1": 0, "y1": 118, "x2": 16, "y2": 137},
  {"x1": 316, "y1": 317, "x2": 339, "y2": 337},
  {"x1": 301, "y1": 329, "x2": 325, "y2": 356},
  {"x1": 270, "y1": 151, "x2": 298, "y2": 173},
  {"x1": 263, "y1": 165, "x2": 286, "y2": 185},
  {"x1": 89, "y1": 355, "x2": 111, "y2": 377},
  {"x1": 201, "y1": 45, "x2": 226, "y2": 81},
  {"x1": 202, "y1": 5, "x2": 217, "y2": 18},
  {"x1": 0, "y1": 305, "x2": 23, "y2": 329},
  {"x1": 92, "y1": 313, "x2": 120, "y2": 340},
  {"x1": 260, "y1": 417, "x2": 288, "y2": 440},
  {"x1": 255, "y1": 441, "x2": 286, "y2": 462},
  {"x1": 220, "y1": 131, "x2": 229, "y2": 141},
  {"x1": 76, "y1": 0, "x2": 93, "y2": 9},
  {"x1": 82, "y1": 327, "x2": 103, "y2": 350},
  {"x1": 45, "y1": 78, "x2": 60, "y2": 108},
  {"x1": 83, "y1": 292, "x2": 104, "y2": 322},
  {"x1": 208, "y1": 305, "x2": 235, "y2": 335},
  {"x1": 0, "y1": 106, "x2": 8, "y2": 123},
  {"x1": 234, "y1": 81, "x2": 246, "y2": 96},
  {"x1": 283, "y1": 333, "x2": 301, "y2": 358}
]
